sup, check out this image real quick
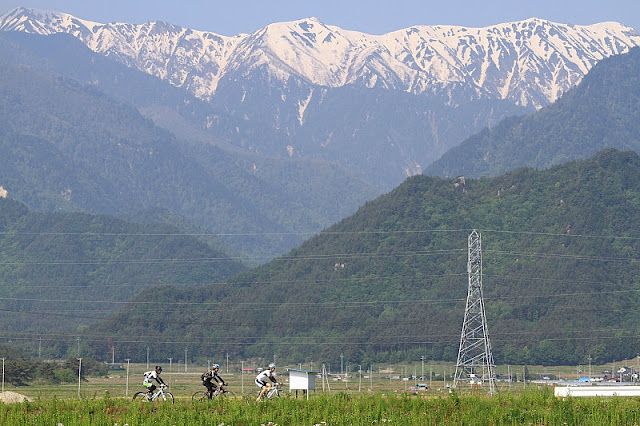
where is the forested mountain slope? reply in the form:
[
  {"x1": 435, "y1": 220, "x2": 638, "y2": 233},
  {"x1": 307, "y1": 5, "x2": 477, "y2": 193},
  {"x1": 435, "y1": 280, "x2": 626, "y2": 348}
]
[
  {"x1": 91, "y1": 149, "x2": 640, "y2": 366},
  {"x1": 426, "y1": 47, "x2": 640, "y2": 178},
  {"x1": 0, "y1": 54, "x2": 378, "y2": 261},
  {"x1": 0, "y1": 198, "x2": 246, "y2": 357}
]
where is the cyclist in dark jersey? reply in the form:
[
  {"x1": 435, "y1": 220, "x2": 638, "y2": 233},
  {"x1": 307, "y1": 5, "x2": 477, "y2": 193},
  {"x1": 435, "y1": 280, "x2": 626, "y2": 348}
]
[{"x1": 201, "y1": 364, "x2": 226, "y2": 396}]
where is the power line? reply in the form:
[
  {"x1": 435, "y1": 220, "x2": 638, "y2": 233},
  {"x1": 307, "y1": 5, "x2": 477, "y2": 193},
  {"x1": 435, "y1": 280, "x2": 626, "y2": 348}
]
[
  {"x1": 0, "y1": 245, "x2": 637, "y2": 268},
  {"x1": 486, "y1": 249, "x2": 640, "y2": 263},
  {"x1": 0, "y1": 226, "x2": 637, "y2": 257},
  {"x1": 0, "y1": 272, "x2": 466, "y2": 288},
  {"x1": 0, "y1": 228, "x2": 473, "y2": 238},
  {"x1": 2, "y1": 279, "x2": 640, "y2": 308},
  {"x1": 0, "y1": 248, "x2": 467, "y2": 266},
  {"x1": 1, "y1": 329, "x2": 639, "y2": 348},
  {"x1": 0, "y1": 271, "x2": 630, "y2": 295},
  {"x1": 2, "y1": 227, "x2": 640, "y2": 240}
]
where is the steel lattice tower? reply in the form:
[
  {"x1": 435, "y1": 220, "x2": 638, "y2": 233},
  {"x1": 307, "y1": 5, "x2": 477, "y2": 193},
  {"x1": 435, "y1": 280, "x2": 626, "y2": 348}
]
[{"x1": 454, "y1": 230, "x2": 496, "y2": 394}]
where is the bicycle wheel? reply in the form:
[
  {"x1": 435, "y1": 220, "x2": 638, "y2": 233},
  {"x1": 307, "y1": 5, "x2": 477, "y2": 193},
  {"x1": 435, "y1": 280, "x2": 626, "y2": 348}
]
[
  {"x1": 192, "y1": 390, "x2": 209, "y2": 402},
  {"x1": 246, "y1": 390, "x2": 261, "y2": 405},
  {"x1": 133, "y1": 391, "x2": 150, "y2": 402},
  {"x1": 161, "y1": 392, "x2": 175, "y2": 404},
  {"x1": 217, "y1": 390, "x2": 235, "y2": 398}
]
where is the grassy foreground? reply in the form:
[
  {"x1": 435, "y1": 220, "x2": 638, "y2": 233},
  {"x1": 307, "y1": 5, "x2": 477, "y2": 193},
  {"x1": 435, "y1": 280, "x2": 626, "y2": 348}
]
[{"x1": 2, "y1": 388, "x2": 640, "y2": 425}]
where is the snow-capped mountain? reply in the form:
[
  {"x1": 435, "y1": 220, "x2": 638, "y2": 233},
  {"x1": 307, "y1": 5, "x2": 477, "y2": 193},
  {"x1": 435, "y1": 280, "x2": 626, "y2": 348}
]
[
  {"x1": 2, "y1": 7, "x2": 640, "y2": 260},
  {"x1": 2, "y1": 7, "x2": 640, "y2": 192},
  {"x1": 1, "y1": 7, "x2": 639, "y2": 108}
]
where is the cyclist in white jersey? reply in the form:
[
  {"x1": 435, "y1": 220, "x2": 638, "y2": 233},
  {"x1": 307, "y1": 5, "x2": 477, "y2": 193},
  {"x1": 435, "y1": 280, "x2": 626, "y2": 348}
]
[
  {"x1": 254, "y1": 363, "x2": 279, "y2": 400},
  {"x1": 142, "y1": 365, "x2": 166, "y2": 394}
]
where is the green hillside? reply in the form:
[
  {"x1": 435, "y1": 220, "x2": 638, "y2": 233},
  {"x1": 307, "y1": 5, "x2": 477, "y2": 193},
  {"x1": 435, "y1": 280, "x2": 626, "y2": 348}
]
[
  {"x1": 426, "y1": 47, "x2": 640, "y2": 178},
  {"x1": 0, "y1": 58, "x2": 378, "y2": 261},
  {"x1": 0, "y1": 197, "x2": 246, "y2": 358},
  {"x1": 89, "y1": 149, "x2": 640, "y2": 366}
]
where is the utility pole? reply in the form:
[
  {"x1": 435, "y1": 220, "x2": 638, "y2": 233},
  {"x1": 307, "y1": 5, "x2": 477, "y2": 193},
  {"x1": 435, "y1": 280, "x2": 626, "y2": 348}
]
[
  {"x1": 185, "y1": 349, "x2": 188, "y2": 372},
  {"x1": 340, "y1": 353, "x2": 344, "y2": 377},
  {"x1": 454, "y1": 230, "x2": 496, "y2": 394},
  {"x1": 168, "y1": 358, "x2": 173, "y2": 387},
  {"x1": 346, "y1": 365, "x2": 349, "y2": 390},
  {"x1": 125, "y1": 359, "x2": 130, "y2": 396},
  {"x1": 77, "y1": 358, "x2": 82, "y2": 398},
  {"x1": 112, "y1": 345, "x2": 115, "y2": 364},
  {"x1": 2, "y1": 357, "x2": 5, "y2": 393},
  {"x1": 322, "y1": 364, "x2": 331, "y2": 392},
  {"x1": 77, "y1": 337, "x2": 81, "y2": 358},
  {"x1": 241, "y1": 361, "x2": 244, "y2": 393},
  {"x1": 38, "y1": 337, "x2": 42, "y2": 359},
  {"x1": 420, "y1": 356, "x2": 425, "y2": 381},
  {"x1": 430, "y1": 366, "x2": 432, "y2": 390}
]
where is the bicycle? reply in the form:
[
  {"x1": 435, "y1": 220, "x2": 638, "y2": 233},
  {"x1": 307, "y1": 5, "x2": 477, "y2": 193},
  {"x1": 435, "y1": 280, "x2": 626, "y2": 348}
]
[
  {"x1": 133, "y1": 384, "x2": 174, "y2": 403},
  {"x1": 246, "y1": 383, "x2": 286, "y2": 404},
  {"x1": 192, "y1": 384, "x2": 235, "y2": 402}
]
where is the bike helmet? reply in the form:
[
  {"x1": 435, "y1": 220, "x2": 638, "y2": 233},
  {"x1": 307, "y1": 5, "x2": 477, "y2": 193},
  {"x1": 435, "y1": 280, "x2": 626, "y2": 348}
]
[
  {"x1": 212, "y1": 364, "x2": 220, "y2": 369},
  {"x1": 268, "y1": 363, "x2": 276, "y2": 369},
  {"x1": 155, "y1": 365, "x2": 163, "y2": 372}
]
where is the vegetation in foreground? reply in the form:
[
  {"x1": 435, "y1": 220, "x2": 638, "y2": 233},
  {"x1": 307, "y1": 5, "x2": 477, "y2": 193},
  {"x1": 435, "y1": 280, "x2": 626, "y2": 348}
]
[{"x1": 2, "y1": 388, "x2": 640, "y2": 425}]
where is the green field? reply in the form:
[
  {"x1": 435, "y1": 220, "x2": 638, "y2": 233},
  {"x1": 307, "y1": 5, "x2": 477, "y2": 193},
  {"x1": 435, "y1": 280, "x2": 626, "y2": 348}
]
[
  {"x1": 0, "y1": 361, "x2": 559, "y2": 400},
  {"x1": 3, "y1": 386, "x2": 640, "y2": 425},
  {"x1": 2, "y1": 362, "x2": 640, "y2": 425}
]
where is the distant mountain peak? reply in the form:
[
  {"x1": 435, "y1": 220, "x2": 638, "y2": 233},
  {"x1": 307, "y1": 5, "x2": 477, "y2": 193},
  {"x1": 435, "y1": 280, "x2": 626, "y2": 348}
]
[{"x1": 1, "y1": 7, "x2": 639, "y2": 106}]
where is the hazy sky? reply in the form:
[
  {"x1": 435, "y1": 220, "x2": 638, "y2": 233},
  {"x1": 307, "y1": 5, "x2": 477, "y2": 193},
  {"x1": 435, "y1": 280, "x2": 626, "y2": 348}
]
[{"x1": 2, "y1": 0, "x2": 639, "y2": 36}]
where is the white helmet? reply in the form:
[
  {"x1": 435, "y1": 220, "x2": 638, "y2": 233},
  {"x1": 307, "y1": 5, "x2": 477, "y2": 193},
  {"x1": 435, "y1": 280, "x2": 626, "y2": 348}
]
[{"x1": 268, "y1": 363, "x2": 276, "y2": 369}]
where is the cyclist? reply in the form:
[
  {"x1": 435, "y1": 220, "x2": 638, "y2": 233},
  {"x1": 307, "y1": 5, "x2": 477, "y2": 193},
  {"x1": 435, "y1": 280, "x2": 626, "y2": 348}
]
[
  {"x1": 143, "y1": 365, "x2": 166, "y2": 395},
  {"x1": 201, "y1": 363, "x2": 227, "y2": 397},
  {"x1": 255, "y1": 363, "x2": 279, "y2": 401}
]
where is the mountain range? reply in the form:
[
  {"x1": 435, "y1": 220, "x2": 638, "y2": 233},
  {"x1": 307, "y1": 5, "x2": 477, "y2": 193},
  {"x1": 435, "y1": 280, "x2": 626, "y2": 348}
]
[
  {"x1": 0, "y1": 32, "x2": 379, "y2": 261},
  {"x1": 0, "y1": 196, "x2": 246, "y2": 357},
  {"x1": 2, "y1": 8, "x2": 637, "y2": 107},
  {"x1": 2, "y1": 8, "x2": 639, "y2": 190},
  {"x1": 426, "y1": 46, "x2": 640, "y2": 177},
  {"x1": 2, "y1": 7, "x2": 640, "y2": 365},
  {"x1": 90, "y1": 149, "x2": 640, "y2": 366}
]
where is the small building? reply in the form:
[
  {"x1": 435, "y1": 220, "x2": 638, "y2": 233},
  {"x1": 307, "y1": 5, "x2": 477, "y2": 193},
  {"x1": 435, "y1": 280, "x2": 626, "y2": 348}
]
[
  {"x1": 555, "y1": 385, "x2": 640, "y2": 398},
  {"x1": 287, "y1": 368, "x2": 318, "y2": 399}
]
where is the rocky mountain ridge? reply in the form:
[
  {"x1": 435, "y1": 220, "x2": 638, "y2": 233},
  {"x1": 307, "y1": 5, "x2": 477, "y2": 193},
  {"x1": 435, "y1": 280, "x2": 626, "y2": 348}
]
[{"x1": 2, "y1": 8, "x2": 639, "y2": 108}]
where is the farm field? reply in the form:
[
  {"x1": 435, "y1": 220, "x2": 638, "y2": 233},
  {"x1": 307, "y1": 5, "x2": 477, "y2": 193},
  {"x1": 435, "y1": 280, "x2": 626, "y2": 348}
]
[
  {"x1": 2, "y1": 360, "x2": 626, "y2": 401},
  {"x1": 3, "y1": 387, "x2": 640, "y2": 425},
  {"x1": 0, "y1": 363, "x2": 560, "y2": 400},
  {"x1": 2, "y1": 362, "x2": 640, "y2": 424}
]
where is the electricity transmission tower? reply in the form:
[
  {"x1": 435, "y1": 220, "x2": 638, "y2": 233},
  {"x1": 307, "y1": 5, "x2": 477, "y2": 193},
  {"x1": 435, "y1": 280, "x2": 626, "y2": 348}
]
[{"x1": 454, "y1": 230, "x2": 496, "y2": 394}]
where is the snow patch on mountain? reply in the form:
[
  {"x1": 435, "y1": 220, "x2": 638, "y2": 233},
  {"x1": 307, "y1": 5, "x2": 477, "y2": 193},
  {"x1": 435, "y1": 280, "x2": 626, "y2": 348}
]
[
  {"x1": 298, "y1": 88, "x2": 313, "y2": 125},
  {"x1": 1, "y1": 8, "x2": 640, "y2": 107}
]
